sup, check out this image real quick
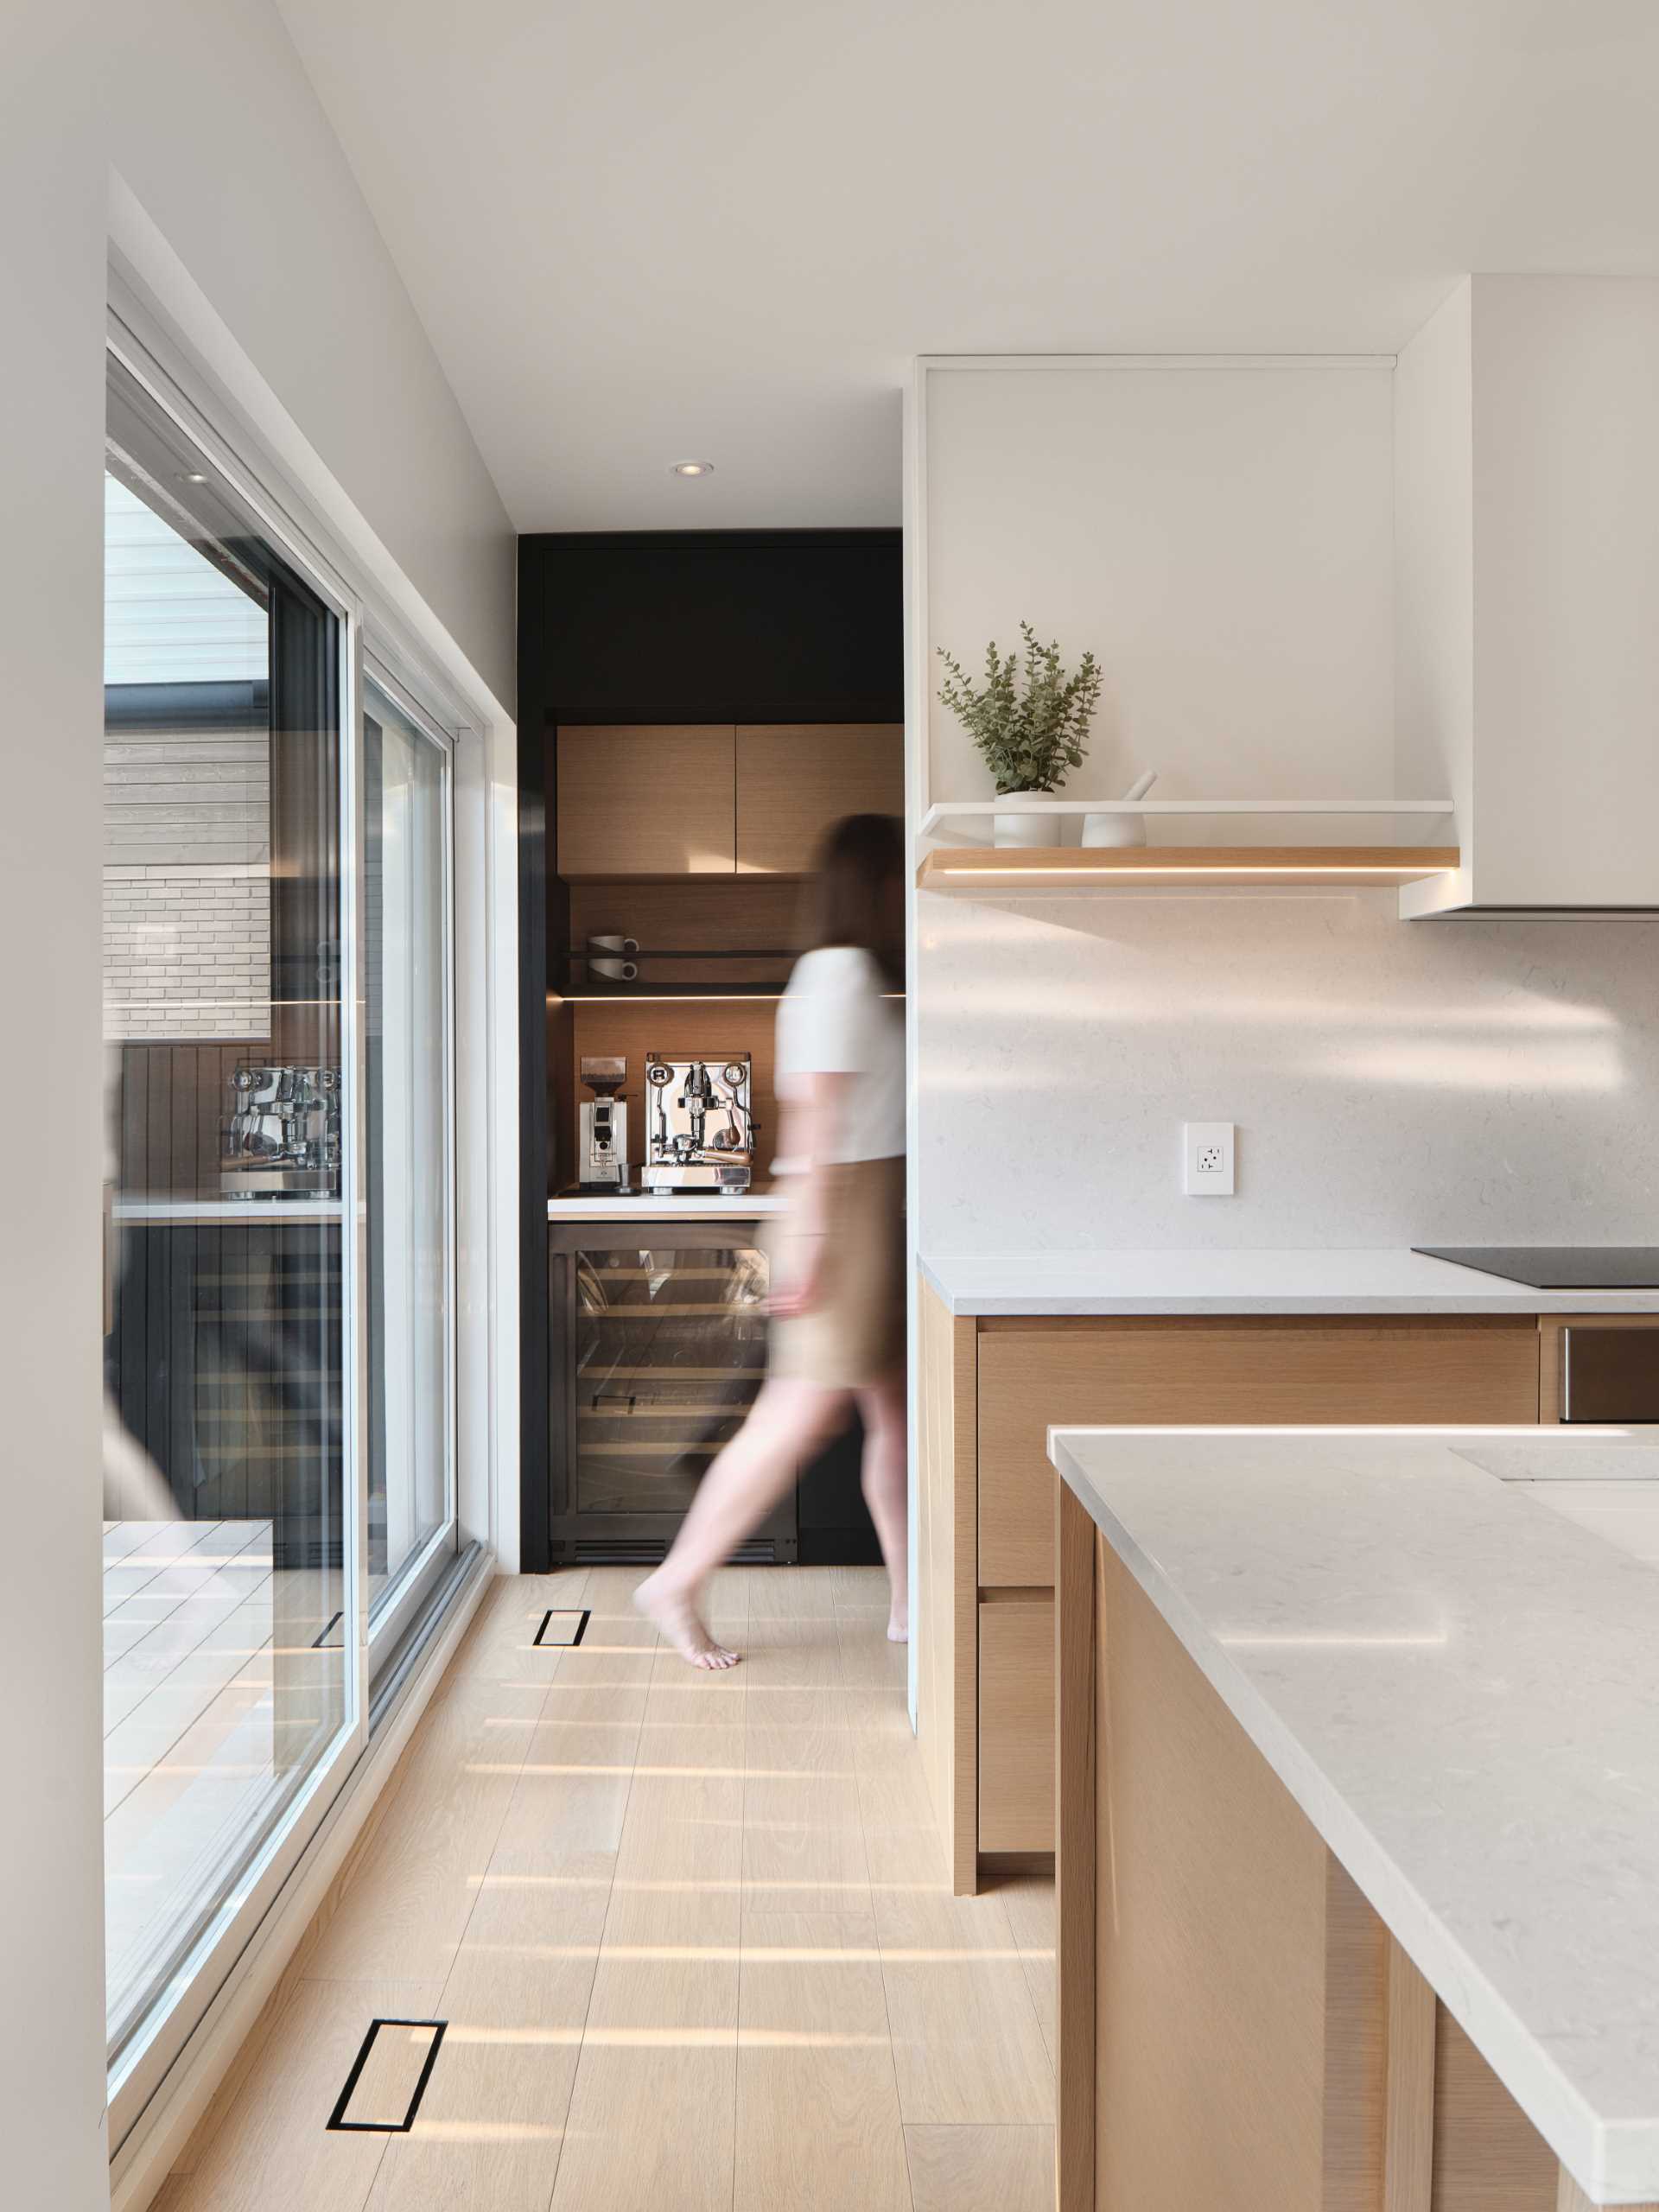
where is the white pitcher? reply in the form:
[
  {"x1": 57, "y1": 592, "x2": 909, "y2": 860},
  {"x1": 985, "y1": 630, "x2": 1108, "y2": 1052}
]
[{"x1": 1082, "y1": 771, "x2": 1158, "y2": 848}]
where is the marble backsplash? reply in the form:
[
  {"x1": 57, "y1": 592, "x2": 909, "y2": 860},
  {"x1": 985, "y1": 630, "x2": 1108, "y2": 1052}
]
[{"x1": 916, "y1": 887, "x2": 1659, "y2": 1255}]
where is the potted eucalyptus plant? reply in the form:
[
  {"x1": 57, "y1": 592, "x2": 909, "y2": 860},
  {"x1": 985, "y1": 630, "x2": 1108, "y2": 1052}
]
[{"x1": 937, "y1": 621, "x2": 1102, "y2": 846}]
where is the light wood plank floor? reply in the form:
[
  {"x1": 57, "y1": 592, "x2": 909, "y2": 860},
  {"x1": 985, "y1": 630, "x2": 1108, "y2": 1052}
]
[{"x1": 155, "y1": 1567, "x2": 1056, "y2": 2212}]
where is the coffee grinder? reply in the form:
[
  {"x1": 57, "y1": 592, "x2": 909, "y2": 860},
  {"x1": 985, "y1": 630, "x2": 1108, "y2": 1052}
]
[{"x1": 578, "y1": 1056, "x2": 630, "y2": 1191}]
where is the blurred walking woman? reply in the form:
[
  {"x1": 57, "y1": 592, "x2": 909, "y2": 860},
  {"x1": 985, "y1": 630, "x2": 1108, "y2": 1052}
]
[{"x1": 637, "y1": 814, "x2": 907, "y2": 1667}]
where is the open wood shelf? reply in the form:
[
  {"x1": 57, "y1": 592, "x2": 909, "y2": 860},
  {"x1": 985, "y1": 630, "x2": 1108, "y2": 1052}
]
[{"x1": 917, "y1": 845, "x2": 1462, "y2": 893}]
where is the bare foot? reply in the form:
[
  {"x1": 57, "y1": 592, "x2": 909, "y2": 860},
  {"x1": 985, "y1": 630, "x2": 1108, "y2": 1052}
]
[
  {"x1": 887, "y1": 1613, "x2": 908, "y2": 1644},
  {"x1": 634, "y1": 1569, "x2": 741, "y2": 1670}
]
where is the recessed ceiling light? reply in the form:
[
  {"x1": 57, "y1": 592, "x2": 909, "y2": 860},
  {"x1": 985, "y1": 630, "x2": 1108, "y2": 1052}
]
[
  {"x1": 670, "y1": 460, "x2": 714, "y2": 479},
  {"x1": 178, "y1": 471, "x2": 209, "y2": 485}
]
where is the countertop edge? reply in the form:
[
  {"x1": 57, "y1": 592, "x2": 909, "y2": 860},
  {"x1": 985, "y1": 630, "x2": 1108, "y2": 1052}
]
[
  {"x1": 919, "y1": 1249, "x2": 1659, "y2": 1317},
  {"x1": 1049, "y1": 1428, "x2": 1635, "y2": 2204}
]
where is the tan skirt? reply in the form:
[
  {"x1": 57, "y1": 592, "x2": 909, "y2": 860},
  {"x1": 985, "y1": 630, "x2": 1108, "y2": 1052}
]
[{"x1": 764, "y1": 1155, "x2": 906, "y2": 1389}]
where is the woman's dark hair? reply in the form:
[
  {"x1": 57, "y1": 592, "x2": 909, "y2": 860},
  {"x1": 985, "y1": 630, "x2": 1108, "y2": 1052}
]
[{"x1": 801, "y1": 812, "x2": 905, "y2": 988}]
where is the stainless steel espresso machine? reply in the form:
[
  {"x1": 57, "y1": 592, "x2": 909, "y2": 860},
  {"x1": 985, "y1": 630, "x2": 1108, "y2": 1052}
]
[
  {"x1": 220, "y1": 1065, "x2": 341, "y2": 1198},
  {"x1": 578, "y1": 1055, "x2": 630, "y2": 1192},
  {"x1": 642, "y1": 1053, "x2": 755, "y2": 1194}
]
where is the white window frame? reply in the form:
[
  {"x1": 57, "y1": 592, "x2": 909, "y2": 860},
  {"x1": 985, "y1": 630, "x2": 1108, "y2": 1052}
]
[
  {"x1": 103, "y1": 308, "x2": 372, "y2": 2139},
  {"x1": 103, "y1": 261, "x2": 506, "y2": 2162},
  {"x1": 360, "y1": 651, "x2": 462, "y2": 1663}
]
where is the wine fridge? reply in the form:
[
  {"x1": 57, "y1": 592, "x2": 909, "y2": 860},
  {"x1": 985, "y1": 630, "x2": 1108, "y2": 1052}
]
[{"x1": 548, "y1": 1221, "x2": 798, "y2": 1563}]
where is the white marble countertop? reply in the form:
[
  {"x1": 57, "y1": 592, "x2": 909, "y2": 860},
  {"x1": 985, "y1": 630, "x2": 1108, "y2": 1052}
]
[
  {"x1": 548, "y1": 1192, "x2": 788, "y2": 1220},
  {"x1": 1049, "y1": 1421, "x2": 1659, "y2": 2204},
  {"x1": 921, "y1": 1246, "x2": 1659, "y2": 1315}
]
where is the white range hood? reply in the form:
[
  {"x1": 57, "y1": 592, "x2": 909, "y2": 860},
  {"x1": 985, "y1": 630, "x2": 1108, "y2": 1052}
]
[{"x1": 1395, "y1": 276, "x2": 1659, "y2": 919}]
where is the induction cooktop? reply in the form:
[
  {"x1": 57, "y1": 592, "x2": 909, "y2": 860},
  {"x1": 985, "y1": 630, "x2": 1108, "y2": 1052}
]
[{"x1": 1414, "y1": 1246, "x2": 1659, "y2": 1289}]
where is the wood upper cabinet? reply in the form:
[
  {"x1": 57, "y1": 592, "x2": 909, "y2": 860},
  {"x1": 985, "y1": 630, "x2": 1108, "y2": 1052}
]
[
  {"x1": 556, "y1": 726, "x2": 736, "y2": 878},
  {"x1": 976, "y1": 1316, "x2": 1541, "y2": 1587},
  {"x1": 734, "y1": 725, "x2": 905, "y2": 874},
  {"x1": 556, "y1": 722, "x2": 902, "y2": 880}
]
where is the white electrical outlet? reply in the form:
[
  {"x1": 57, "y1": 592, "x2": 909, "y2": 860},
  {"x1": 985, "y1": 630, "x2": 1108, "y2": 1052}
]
[{"x1": 1183, "y1": 1121, "x2": 1236, "y2": 1197}]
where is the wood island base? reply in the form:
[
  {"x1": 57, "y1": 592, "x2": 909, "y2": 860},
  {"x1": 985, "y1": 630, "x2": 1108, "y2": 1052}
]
[{"x1": 1054, "y1": 1484, "x2": 1654, "y2": 2212}]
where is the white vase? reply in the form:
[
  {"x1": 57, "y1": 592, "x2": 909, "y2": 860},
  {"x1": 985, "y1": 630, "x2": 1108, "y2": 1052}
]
[
  {"x1": 991, "y1": 799, "x2": 1058, "y2": 848},
  {"x1": 1081, "y1": 771, "x2": 1159, "y2": 848},
  {"x1": 1079, "y1": 810, "x2": 1145, "y2": 848}
]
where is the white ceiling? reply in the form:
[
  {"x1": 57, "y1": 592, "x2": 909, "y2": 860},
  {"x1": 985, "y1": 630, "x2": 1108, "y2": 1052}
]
[{"x1": 276, "y1": 0, "x2": 1659, "y2": 532}]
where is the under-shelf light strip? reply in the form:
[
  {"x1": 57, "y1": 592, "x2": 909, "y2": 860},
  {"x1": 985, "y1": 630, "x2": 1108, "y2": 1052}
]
[
  {"x1": 549, "y1": 991, "x2": 906, "y2": 1003},
  {"x1": 938, "y1": 862, "x2": 1440, "y2": 878}
]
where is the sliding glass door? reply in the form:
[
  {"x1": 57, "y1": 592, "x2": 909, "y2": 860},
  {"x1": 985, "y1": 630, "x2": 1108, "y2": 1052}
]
[
  {"x1": 363, "y1": 674, "x2": 457, "y2": 1643},
  {"x1": 103, "y1": 355, "x2": 355, "y2": 2066},
  {"x1": 102, "y1": 344, "x2": 461, "y2": 2102}
]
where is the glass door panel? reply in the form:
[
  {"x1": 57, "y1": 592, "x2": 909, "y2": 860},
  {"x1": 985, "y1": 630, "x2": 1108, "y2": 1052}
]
[
  {"x1": 573, "y1": 1244, "x2": 766, "y2": 1514},
  {"x1": 364, "y1": 678, "x2": 455, "y2": 1634},
  {"x1": 103, "y1": 356, "x2": 353, "y2": 2063}
]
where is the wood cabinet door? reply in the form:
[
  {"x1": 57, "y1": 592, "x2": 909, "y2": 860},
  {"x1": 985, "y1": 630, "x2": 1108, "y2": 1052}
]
[
  {"x1": 976, "y1": 1317, "x2": 1541, "y2": 1587},
  {"x1": 556, "y1": 726, "x2": 735, "y2": 877},
  {"x1": 978, "y1": 1596, "x2": 1055, "y2": 1853},
  {"x1": 734, "y1": 724, "x2": 904, "y2": 874}
]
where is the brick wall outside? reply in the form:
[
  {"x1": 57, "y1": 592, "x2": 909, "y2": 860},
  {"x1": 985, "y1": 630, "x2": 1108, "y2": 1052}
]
[
  {"x1": 103, "y1": 864, "x2": 272, "y2": 1040},
  {"x1": 103, "y1": 728, "x2": 272, "y2": 1042}
]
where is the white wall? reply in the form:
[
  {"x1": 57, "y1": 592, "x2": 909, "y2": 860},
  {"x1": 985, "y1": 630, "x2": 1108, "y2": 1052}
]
[
  {"x1": 1, "y1": 6, "x2": 516, "y2": 2203},
  {"x1": 107, "y1": 0, "x2": 515, "y2": 709},
  {"x1": 913, "y1": 355, "x2": 1659, "y2": 1259},
  {"x1": 924, "y1": 362, "x2": 1395, "y2": 813},
  {"x1": 0, "y1": 12, "x2": 111, "y2": 2206},
  {"x1": 918, "y1": 889, "x2": 1659, "y2": 1254}
]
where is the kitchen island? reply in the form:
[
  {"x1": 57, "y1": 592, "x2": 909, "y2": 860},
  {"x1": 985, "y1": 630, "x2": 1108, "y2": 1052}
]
[{"x1": 1049, "y1": 1422, "x2": 1659, "y2": 2211}]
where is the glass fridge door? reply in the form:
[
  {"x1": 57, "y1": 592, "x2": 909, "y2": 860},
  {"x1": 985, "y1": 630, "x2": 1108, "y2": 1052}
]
[{"x1": 572, "y1": 1243, "x2": 767, "y2": 1516}]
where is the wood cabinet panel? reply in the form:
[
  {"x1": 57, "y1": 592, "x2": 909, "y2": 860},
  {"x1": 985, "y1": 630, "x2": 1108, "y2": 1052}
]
[
  {"x1": 734, "y1": 724, "x2": 903, "y2": 874},
  {"x1": 978, "y1": 1597, "x2": 1055, "y2": 1853},
  {"x1": 918, "y1": 1281, "x2": 979, "y2": 1893},
  {"x1": 556, "y1": 726, "x2": 734, "y2": 877},
  {"x1": 977, "y1": 1318, "x2": 1541, "y2": 1587},
  {"x1": 1087, "y1": 1537, "x2": 1386, "y2": 2212},
  {"x1": 1429, "y1": 2011, "x2": 1555, "y2": 2211}
]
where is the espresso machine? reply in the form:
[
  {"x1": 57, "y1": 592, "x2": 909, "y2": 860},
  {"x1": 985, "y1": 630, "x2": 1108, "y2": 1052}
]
[
  {"x1": 642, "y1": 1053, "x2": 754, "y2": 1194},
  {"x1": 578, "y1": 1056, "x2": 630, "y2": 1191},
  {"x1": 221, "y1": 1065, "x2": 341, "y2": 1197}
]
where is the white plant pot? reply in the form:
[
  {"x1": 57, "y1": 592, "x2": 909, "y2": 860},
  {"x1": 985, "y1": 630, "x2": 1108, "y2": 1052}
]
[
  {"x1": 1080, "y1": 811, "x2": 1147, "y2": 849},
  {"x1": 992, "y1": 803, "x2": 1059, "y2": 848}
]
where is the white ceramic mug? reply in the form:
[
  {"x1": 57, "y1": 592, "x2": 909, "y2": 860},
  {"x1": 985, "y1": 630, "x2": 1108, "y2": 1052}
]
[{"x1": 588, "y1": 933, "x2": 639, "y2": 982}]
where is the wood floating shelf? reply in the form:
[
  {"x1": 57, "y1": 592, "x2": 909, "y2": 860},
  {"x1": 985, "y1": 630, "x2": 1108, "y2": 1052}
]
[{"x1": 916, "y1": 845, "x2": 1462, "y2": 892}]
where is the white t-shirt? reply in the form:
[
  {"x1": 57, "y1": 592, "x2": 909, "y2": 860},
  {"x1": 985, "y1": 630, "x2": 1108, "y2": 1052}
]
[{"x1": 772, "y1": 945, "x2": 905, "y2": 1170}]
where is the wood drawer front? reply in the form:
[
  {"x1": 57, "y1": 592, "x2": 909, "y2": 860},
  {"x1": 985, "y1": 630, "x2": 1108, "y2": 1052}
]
[
  {"x1": 556, "y1": 725, "x2": 735, "y2": 877},
  {"x1": 734, "y1": 724, "x2": 904, "y2": 874},
  {"x1": 977, "y1": 1318, "x2": 1541, "y2": 1587},
  {"x1": 978, "y1": 1597, "x2": 1055, "y2": 1853}
]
